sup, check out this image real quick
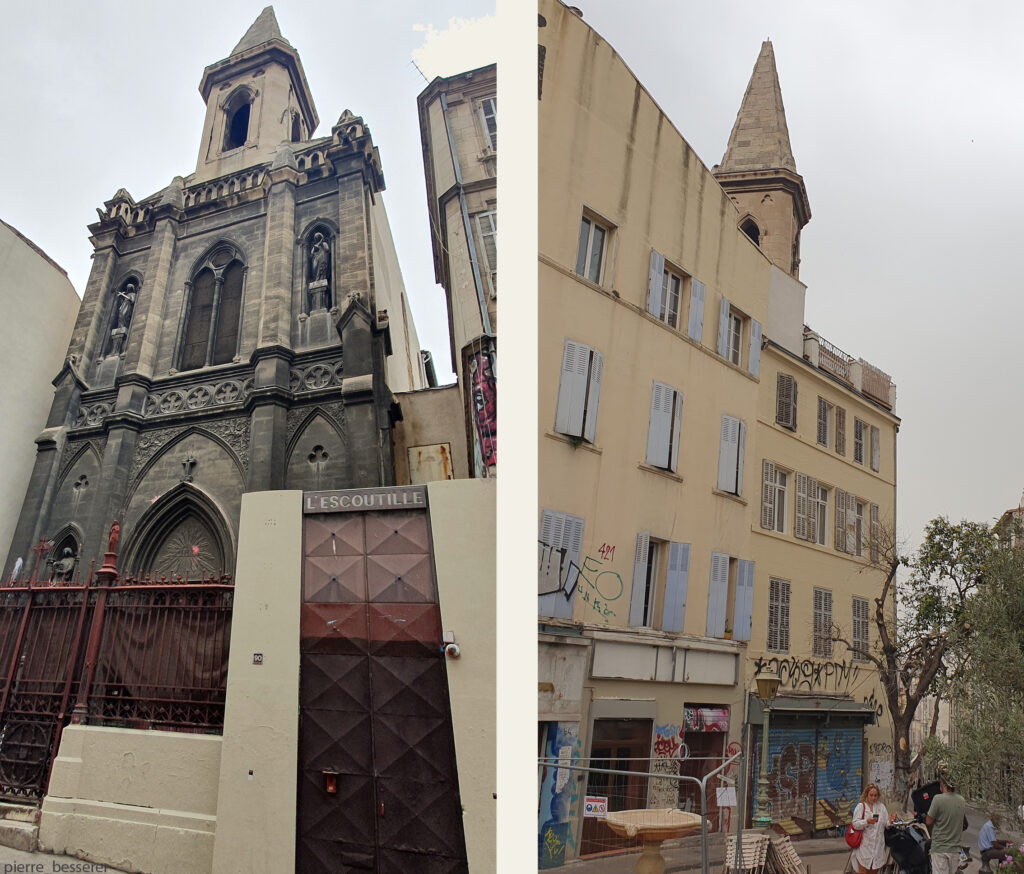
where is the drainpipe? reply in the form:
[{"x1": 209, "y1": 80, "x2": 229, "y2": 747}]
[{"x1": 439, "y1": 92, "x2": 493, "y2": 338}]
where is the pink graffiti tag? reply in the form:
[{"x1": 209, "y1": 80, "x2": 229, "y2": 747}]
[{"x1": 469, "y1": 351, "x2": 496, "y2": 469}]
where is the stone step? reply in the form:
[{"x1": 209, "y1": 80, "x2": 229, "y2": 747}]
[
  {"x1": 0, "y1": 817, "x2": 37, "y2": 853},
  {"x1": 0, "y1": 802, "x2": 40, "y2": 823}
]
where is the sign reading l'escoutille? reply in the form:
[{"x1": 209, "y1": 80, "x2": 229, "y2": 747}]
[{"x1": 303, "y1": 485, "x2": 427, "y2": 513}]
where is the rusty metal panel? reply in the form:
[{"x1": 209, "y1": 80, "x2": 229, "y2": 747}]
[{"x1": 406, "y1": 443, "x2": 454, "y2": 485}]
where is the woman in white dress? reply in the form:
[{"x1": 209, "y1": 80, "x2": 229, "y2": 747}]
[{"x1": 852, "y1": 783, "x2": 894, "y2": 874}]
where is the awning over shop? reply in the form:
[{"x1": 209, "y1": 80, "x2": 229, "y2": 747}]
[{"x1": 746, "y1": 693, "x2": 879, "y2": 723}]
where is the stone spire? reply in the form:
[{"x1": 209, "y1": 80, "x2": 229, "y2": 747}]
[
  {"x1": 231, "y1": 6, "x2": 289, "y2": 56},
  {"x1": 719, "y1": 41, "x2": 797, "y2": 174},
  {"x1": 713, "y1": 40, "x2": 810, "y2": 279}
]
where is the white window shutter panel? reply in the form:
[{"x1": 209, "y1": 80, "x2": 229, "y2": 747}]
[
  {"x1": 870, "y1": 503, "x2": 880, "y2": 563},
  {"x1": 706, "y1": 552, "x2": 729, "y2": 637},
  {"x1": 539, "y1": 510, "x2": 581, "y2": 620},
  {"x1": 806, "y1": 477, "x2": 819, "y2": 540},
  {"x1": 662, "y1": 542, "x2": 690, "y2": 632},
  {"x1": 846, "y1": 492, "x2": 858, "y2": 553},
  {"x1": 747, "y1": 320, "x2": 762, "y2": 377},
  {"x1": 835, "y1": 489, "x2": 847, "y2": 552},
  {"x1": 736, "y1": 421, "x2": 745, "y2": 494},
  {"x1": 628, "y1": 532, "x2": 651, "y2": 626},
  {"x1": 734, "y1": 560, "x2": 754, "y2": 641},
  {"x1": 794, "y1": 472, "x2": 808, "y2": 540},
  {"x1": 688, "y1": 280, "x2": 706, "y2": 342},
  {"x1": 717, "y1": 297, "x2": 731, "y2": 357},
  {"x1": 871, "y1": 426, "x2": 880, "y2": 472},
  {"x1": 669, "y1": 391, "x2": 683, "y2": 471},
  {"x1": 717, "y1": 416, "x2": 738, "y2": 492},
  {"x1": 835, "y1": 407, "x2": 846, "y2": 455},
  {"x1": 555, "y1": 340, "x2": 588, "y2": 436},
  {"x1": 647, "y1": 249, "x2": 665, "y2": 316},
  {"x1": 817, "y1": 398, "x2": 828, "y2": 445},
  {"x1": 583, "y1": 350, "x2": 604, "y2": 443},
  {"x1": 761, "y1": 460, "x2": 776, "y2": 530},
  {"x1": 646, "y1": 382, "x2": 673, "y2": 467}
]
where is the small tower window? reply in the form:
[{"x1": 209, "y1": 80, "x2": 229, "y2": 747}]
[
  {"x1": 740, "y1": 218, "x2": 761, "y2": 247},
  {"x1": 222, "y1": 89, "x2": 254, "y2": 152},
  {"x1": 291, "y1": 113, "x2": 301, "y2": 143}
]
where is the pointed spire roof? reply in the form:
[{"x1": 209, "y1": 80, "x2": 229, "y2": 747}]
[
  {"x1": 719, "y1": 41, "x2": 797, "y2": 174},
  {"x1": 231, "y1": 6, "x2": 290, "y2": 56}
]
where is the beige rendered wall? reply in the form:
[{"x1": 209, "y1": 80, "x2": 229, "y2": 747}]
[
  {"x1": 212, "y1": 489, "x2": 303, "y2": 874},
  {"x1": 393, "y1": 383, "x2": 469, "y2": 482},
  {"x1": 0, "y1": 220, "x2": 79, "y2": 563},
  {"x1": 39, "y1": 725, "x2": 221, "y2": 874},
  {"x1": 427, "y1": 478, "x2": 496, "y2": 874}
]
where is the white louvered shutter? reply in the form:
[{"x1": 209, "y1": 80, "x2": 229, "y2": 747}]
[
  {"x1": 846, "y1": 492, "x2": 858, "y2": 553},
  {"x1": 794, "y1": 472, "x2": 808, "y2": 540},
  {"x1": 647, "y1": 250, "x2": 665, "y2": 316},
  {"x1": 662, "y1": 542, "x2": 690, "y2": 632},
  {"x1": 688, "y1": 280, "x2": 706, "y2": 342},
  {"x1": 628, "y1": 532, "x2": 652, "y2": 626},
  {"x1": 854, "y1": 419, "x2": 865, "y2": 464},
  {"x1": 835, "y1": 489, "x2": 847, "y2": 553},
  {"x1": 717, "y1": 416, "x2": 740, "y2": 493},
  {"x1": 761, "y1": 460, "x2": 776, "y2": 530},
  {"x1": 736, "y1": 421, "x2": 746, "y2": 494},
  {"x1": 583, "y1": 350, "x2": 603, "y2": 443},
  {"x1": 717, "y1": 297, "x2": 731, "y2": 357},
  {"x1": 835, "y1": 407, "x2": 846, "y2": 455},
  {"x1": 776, "y1": 374, "x2": 796, "y2": 429},
  {"x1": 734, "y1": 560, "x2": 755, "y2": 641},
  {"x1": 870, "y1": 426, "x2": 880, "y2": 472},
  {"x1": 806, "y1": 477, "x2": 819, "y2": 541},
  {"x1": 817, "y1": 398, "x2": 828, "y2": 446},
  {"x1": 669, "y1": 390, "x2": 683, "y2": 471},
  {"x1": 747, "y1": 320, "x2": 762, "y2": 378},
  {"x1": 706, "y1": 552, "x2": 729, "y2": 637},
  {"x1": 554, "y1": 340, "x2": 589, "y2": 436},
  {"x1": 539, "y1": 510, "x2": 583, "y2": 619},
  {"x1": 870, "y1": 504, "x2": 880, "y2": 563},
  {"x1": 646, "y1": 382, "x2": 674, "y2": 468}
]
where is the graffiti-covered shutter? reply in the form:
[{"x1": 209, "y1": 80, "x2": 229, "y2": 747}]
[
  {"x1": 816, "y1": 727, "x2": 864, "y2": 828},
  {"x1": 688, "y1": 280, "x2": 705, "y2": 342},
  {"x1": 662, "y1": 542, "x2": 690, "y2": 632},
  {"x1": 538, "y1": 509, "x2": 583, "y2": 620},
  {"x1": 751, "y1": 725, "x2": 818, "y2": 833}
]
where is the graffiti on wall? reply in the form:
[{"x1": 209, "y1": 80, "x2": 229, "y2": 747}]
[
  {"x1": 649, "y1": 723, "x2": 685, "y2": 808},
  {"x1": 752, "y1": 655, "x2": 865, "y2": 694},
  {"x1": 538, "y1": 541, "x2": 624, "y2": 626},
  {"x1": 469, "y1": 349, "x2": 496, "y2": 476},
  {"x1": 867, "y1": 740, "x2": 894, "y2": 792},
  {"x1": 539, "y1": 723, "x2": 582, "y2": 869},
  {"x1": 862, "y1": 689, "x2": 885, "y2": 717},
  {"x1": 720, "y1": 741, "x2": 743, "y2": 833}
]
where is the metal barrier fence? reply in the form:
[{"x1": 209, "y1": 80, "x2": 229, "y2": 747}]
[{"x1": 539, "y1": 752, "x2": 748, "y2": 874}]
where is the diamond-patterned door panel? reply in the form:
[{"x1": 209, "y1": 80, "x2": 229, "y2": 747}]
[
  {"x1": 372, "y1": 713, "x2": 456, "y2": 781},
  {"x1": 376, "y1": 776, "x2": 466, "y2": 858},
  {"x1": 370, "y1": 656, "x2": 449, "y2": 717},
  {"x1": 378, "y1": 848, "x2": 467, "y2": 874},
  {"x1": 367, "y1": 604, "x2": 442, "y2": 654},
  {"x1": 364, "y1": 513, "x2": 430, "y2": 555},
  {"x1": 297, "y1": 768, "x2": 374, "y2": 843},
  {"x1": 300, "y1": 603, "x2": 368, "y2": 653},
  {"x1": 305, "y1": 516, "x2": 365, "y2": 557},
  {"x1": 367, "y1": 553, "x2": 435, "y2": 602},
  {"x1": 299, "y1": 707, "x2": 372, "y2": 777},
  {"x1": 304, "y1": 555, "x2": 366, "y2": 602},
  {"x1": 300, "y1": 654, "x2": 370, "y2": 712}
]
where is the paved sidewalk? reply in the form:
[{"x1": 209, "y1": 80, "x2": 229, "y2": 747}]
[{"x1": 0, "y1": 843, "x2": 129, "y2": 873}]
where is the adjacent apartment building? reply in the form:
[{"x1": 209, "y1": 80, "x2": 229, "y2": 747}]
[{"x1": 537, "y1": 3, "x2": 899, "y2": 866}]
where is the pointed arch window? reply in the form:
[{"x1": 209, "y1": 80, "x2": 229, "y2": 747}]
[
  {"x1": 179, "y1": 247, "x2": 246, "y2": 371},
  {"x1": 222, "y1": 88, "x2": 254, "y2": 152},
  {"x1": 740, "y1": 218, "x2": 761, "y2": 247}
]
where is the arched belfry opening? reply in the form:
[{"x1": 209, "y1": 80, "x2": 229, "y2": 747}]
[
  {"x1": 740, "y1": 217, "x2": 761, "y2": 247},
  {"x1": 123, "y1": 485, "x2": 233, "y2": 580},
  {"x1": 222, "y1": 88, "x2": 254, "y2": 152},
  {"x1": 178, "y1": 243, "x2": 246, "y2": 371}
]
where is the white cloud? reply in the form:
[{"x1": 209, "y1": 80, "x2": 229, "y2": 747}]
[{"x1": 412, "y1": 15, "x2": 498, "y2": 80}]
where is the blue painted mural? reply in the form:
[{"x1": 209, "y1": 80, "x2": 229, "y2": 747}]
[{"x1": 538, "y1": 722, "x2": 581, "y2": 869}]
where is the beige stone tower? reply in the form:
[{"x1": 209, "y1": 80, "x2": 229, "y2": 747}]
[{"x1": 713, "y1": 41, "x2": 810, "y2": 278}]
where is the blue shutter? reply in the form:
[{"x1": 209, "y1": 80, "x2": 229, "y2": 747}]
[
  {"x1": 734, "y1": 560, "x2": 754, "y2": 641},
  {"x1": 688, "y1": 280, "x2": 705, "y2": 342},
  {"x1": 716, "y1": 297, "x2": 731, "y2": 357},
  {"x1": 647, "y1": 250, "x2": 665, "y2": 316},
  {"x1": 628, "y1": 532, "x2": 651, "y2": 626},
  {"x1": 583, "y1": 350, "x2": 603, "y2": 443},
  {"x1": 646, "y1": 382, "x2": 673, "y2": 468},
  {"x1": 554, "y1": 340, "x2": 589, "y2": 436},
  {"x1": 662, "y1": 542, "x2": 690, "y2": 632},
  {"x1": 748, "y1": 320, "x2": 762, "y2": 377},
  {"x1": 706, "y1": 552, "x2": 729, "y2": 637},
  {"x1": 669, "y1": 390, "x2": 683, "y2": 471}
]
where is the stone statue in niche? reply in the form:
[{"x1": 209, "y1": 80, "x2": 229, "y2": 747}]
[
  {"x1": 308, "y1": 232, "x2": 331, "y2": 311},
  {"x1": 109, "y1": 282, "x2": 137, "y2": 355}
]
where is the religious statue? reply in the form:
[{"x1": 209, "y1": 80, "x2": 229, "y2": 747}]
[
  {"x1": 110, "y1": 283, "x2": 137, "y2": 355},
  {"x1": 108, "y1": 521, "x2": 120, "y2": 555},
  {"x1": 308, "y1": 232, "x2": 331, "y2": 311},
  {"x1": 52, "y1": 547, "x2": 76, "y2": 580}
]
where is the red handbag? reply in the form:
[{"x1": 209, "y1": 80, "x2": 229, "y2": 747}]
[{"x1": 845, "y1": 804, "x2": 864, "y2": 849}]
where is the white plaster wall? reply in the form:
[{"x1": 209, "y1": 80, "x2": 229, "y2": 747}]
[
  {"x1": 427, "y1": 478, "x2": 496, "y2": 874},
  {"x1": 38, "y1": 725, "x2": 221, "y2": 874},
  {"x1": 0, "y1": 220, "x2": 78, "y2": 563},
  {"x1": 767, "y1": 263, "x2": 807, "y2": 357}
]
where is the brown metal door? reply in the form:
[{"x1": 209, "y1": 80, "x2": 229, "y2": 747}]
[{"x1": 298, "y1": 511, "x2": 468, "y2": 873}]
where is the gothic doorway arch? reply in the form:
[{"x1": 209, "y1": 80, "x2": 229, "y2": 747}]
[{"x1": 122, "y1": 485, "x2": 234, "y2": 580}]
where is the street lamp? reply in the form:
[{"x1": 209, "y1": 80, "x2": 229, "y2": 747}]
[{"x1": 752, "y1": 664, "x2": 781, "y2": 830}]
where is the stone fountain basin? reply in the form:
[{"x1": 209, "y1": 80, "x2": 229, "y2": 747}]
[{"x1": 603, "y1": 809, "x2": 703, "y2": 841}]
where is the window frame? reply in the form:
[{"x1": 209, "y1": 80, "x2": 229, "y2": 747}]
[
  {"x1": 478, "y1": 95, "x2": 497, "y2": 151},
  {"x1": 472, "y1": 209, "x2": 497, "y2": 300},
  {"x1": 176, "y1": 246, "x2": 246, "y2": 372},
  {"x1": 575, "y1": 211, "x2": 611, "y2": 285},
  {"x1": 814, "y1": 484, "x2": 829, "y2": 545}
]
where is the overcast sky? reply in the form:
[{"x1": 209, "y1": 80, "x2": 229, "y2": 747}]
[
  {"x1": 568, "y1": 1, "x2": 1024, "y2": 557},
  {"x1": 1, "y1": 1, "x2": 498, "y2": 383}
]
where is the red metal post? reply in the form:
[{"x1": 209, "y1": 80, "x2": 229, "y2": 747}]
[{"x1": 0, "y1": 586, "x2": 33, "y2": 720}]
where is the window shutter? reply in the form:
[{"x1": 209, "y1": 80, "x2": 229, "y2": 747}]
[
  {"x1": 776, "y1": 374, "x2": 796, "y2": 429},
  {"x1": 779, "y1": 580, "x2": 790, "y2": 651},
  {"x1": 853, "y1": 596, "x2": 869, "y2": 660},
  {"x1": 823, "y1": 589, "x2": 833, "y2": 657},
  {"x1": 706, "y1": 552, "x2": 729, "y2": 637},
  {"x1": 817, "y1": 398, "x2": 828, "y2": 446},
  {"x1": 835, "y1": 489, "x2": 847, "y2": 552},
  {"x1": 646, "y1": 382, "x2": 674, "y2": 468},
  {"x1": 538, "y1": 509, "x2": 582, "y2": 620},
  {"x1": 747, "y1": 320, "x2": 762, "y2": 378},
  {"x1": 761, "y1": 460, "x2": 776, "y2": 530},
  {"x1": 736, "y1": 420, "x2": 746, "y2": 494},
  {"x1": 716, "y1": 297, "x2": 731, "y2": 357},
  {"x1": 870, "y1": 504, "x2": 880, "y2": 563},
  {"x1": 846, "y1": 492, "x2": 858, "y2": 554},
  {"x1": 669, "y1": 390, "x2": 683, "y2": 472},
  {"x1": 806, "y1": 477, "x2": 819, "y2": 541},
  {"x1": 647, "y1": 249, "x2": 665, "y2": 316},
  {"x1": 687, "y1": 280, "x2": 706, "y2": 342},
  {"x1": 835, "y1": 407, "x2": 846, "y2": 455},
  {"x1": 628, "y1": 532, "x2": 651, "y2": 626},
  {"x1": 555, "y1": 340, "x2": 589, "y2": 436},
  {"x1": 767, "y1": 579, "x2": 780, "y2": 651},
  {"x1": 794, "y1": 472, "x2": 808, "y2": 540},
  {"x1": 717, "y1": 416, "x2": 740, "y2": 492},
  {"x1": 662, "y1": 542, "x2": 690, "y2": 632},
  {"x1": 854, "y1": 419, "x2": 865, "y2": 464},
  {"x1": 870, "y1": 426, "x2": 880, "y2": 472},
  {"x1": 734, "y1": 559, "x2": 755, "y2": 641},
  {"x1": 583, "y1": 350, "x2": 604, "y2": 443}
]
